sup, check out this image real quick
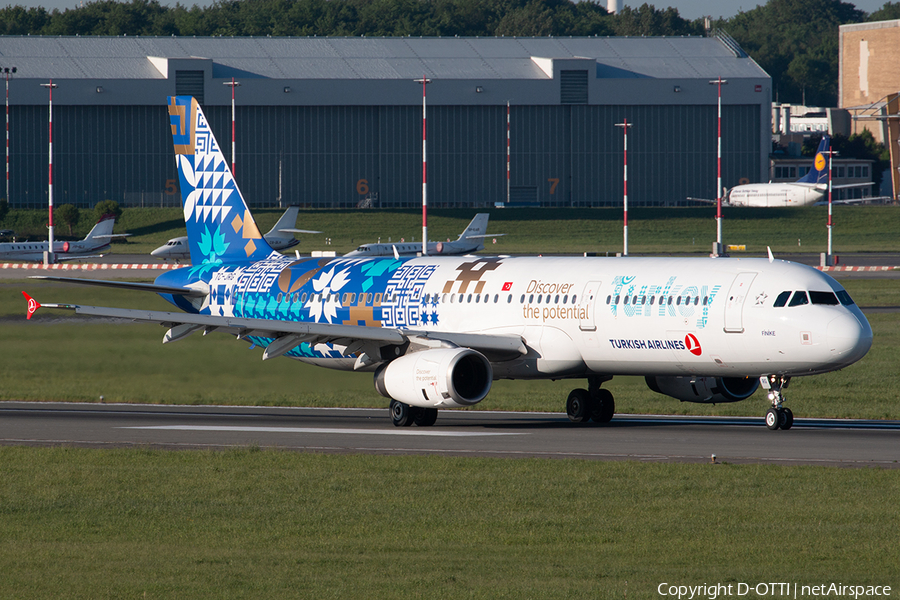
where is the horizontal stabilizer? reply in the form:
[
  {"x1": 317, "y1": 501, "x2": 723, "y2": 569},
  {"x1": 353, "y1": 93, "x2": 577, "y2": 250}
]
[{"x1": 28, "y1": 275, "x2": 208, "y2": 298}]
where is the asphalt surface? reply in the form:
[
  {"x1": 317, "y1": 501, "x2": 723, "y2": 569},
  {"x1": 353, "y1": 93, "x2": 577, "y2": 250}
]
[{"x1": 1, "y1": 402, "x2": 897, "y2": 468}]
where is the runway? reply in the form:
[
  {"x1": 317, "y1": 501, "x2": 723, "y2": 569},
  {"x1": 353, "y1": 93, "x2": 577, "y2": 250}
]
[{"x1": 1, "y1": 402, "x2": 898, "y2": 468}]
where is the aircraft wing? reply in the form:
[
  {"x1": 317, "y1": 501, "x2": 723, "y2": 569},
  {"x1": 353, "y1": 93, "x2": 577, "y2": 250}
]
[
  {"x1": 24, "y1": 297, "x2": 526, "y2": 362},
  {"x1": 29, "y1": 275, "x2": 208, "y2": 297},
  {"x1": 276, "y1": 228, "x2": 323, "y2": 234},
  {"x1": 91, "y1": 233, "x2": 133, "y2": 239}
]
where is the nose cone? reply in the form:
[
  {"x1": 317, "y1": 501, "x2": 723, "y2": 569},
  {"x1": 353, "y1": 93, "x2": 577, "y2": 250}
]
[
  {"x1": 151, "y1": 246, "x2": 167, "y2": 258},
  {"x1": 827, "y1": 312, "x2": 873, "y2": 367}
]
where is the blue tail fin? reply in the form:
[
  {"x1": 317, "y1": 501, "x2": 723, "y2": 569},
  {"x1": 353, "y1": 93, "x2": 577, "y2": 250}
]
[
  {"x1": 167, "y1": 96, "x2": 275, "y2": 265},
  {"x1": 796, "y1": 135, "x2": 830, "y2": 185}
]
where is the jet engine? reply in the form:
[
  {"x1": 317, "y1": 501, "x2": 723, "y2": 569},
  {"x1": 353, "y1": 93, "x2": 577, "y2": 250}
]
[
  {"x1": 645, "y1": 376, "x2": 759, "y2": 404},
  {"x1": 374, "y1": 348, "x2": 493, "y2": 409}
]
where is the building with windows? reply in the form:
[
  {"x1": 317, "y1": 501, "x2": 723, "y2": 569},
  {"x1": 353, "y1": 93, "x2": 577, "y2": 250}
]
[{"x1": 2, "y1": 35, "x2": 770, "y2": 209}]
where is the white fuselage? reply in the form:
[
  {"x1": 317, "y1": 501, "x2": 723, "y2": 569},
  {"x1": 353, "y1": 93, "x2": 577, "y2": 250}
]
[
  {"x1": 194, "y1": 255, "x2": 871, "y2": 380},
  {"x1": 0, "y1": 239, "x2": 110, "y2": 262},
  {"x1": 727, "y1": 183, "x2": 824, "y2": 207}
]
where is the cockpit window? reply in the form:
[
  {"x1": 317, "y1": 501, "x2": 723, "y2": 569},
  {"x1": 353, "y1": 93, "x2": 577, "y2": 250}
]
[
  {"x1": 809, "y1": 291, "x2": 839, "y2": 305},
  {"x1": 788, "y1": 291, "x2": 809, "y2": 307},
  {"x1": 773, "y1": 291, "x2": 791, "y2": 307},
  {"x1": 835, "y1": 290, "x2": 855, "y2": 306}
]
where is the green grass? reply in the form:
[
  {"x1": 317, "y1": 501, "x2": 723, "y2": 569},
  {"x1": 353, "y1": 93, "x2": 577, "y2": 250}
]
[
  {"x1": 0, "y1": 447, "x2": 896, "y2": 599},
  {"x1": 4, "y1": 205, "x2": 900, "y2": 256},
  {"x1": 3, "y1": 278, "x2": 898, "y2": 419}
]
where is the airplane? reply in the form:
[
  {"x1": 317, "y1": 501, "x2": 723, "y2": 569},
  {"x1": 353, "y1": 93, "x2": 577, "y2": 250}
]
[
  {"x1": 691, "y1": 136, "x2": 874, "y2": 208},
  {"x1": 151, "y1": 205, "x2": 320, "y2": 261},
  {"x1": 22, "y1": 96, "x2": 873, "y2": 431},
  {"x1": 343, "y1": 213, "x2": 503, "y2": 257},
  {"x1": 0, "y1": 213, "x2": 129, "y2": 262}
]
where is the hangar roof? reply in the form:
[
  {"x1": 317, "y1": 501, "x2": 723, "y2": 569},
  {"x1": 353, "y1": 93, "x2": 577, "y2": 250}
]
[{"x1": 0, "y1": 35, "x2": 768, "y2": 81}]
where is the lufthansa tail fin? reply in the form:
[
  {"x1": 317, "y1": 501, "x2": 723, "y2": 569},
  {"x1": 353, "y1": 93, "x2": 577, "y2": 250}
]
[
  {"x1": 167, "y1": 96, "x2": 275, "y2": 265},
  {"x1": 796, "y1": 135, "x2": 830, "y2": 185}
]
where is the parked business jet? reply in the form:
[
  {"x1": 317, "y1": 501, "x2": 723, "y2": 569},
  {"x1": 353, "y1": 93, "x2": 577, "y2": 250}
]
[
  {"x1": 0, "y1": 213, "x2": 128, "y2": 262},
  {"x1": 692, "y1": 136, "x2": 873, "y2": 208},
  {"x1": 344, "y1": 213, "x2": 502, "y2": 257},
  {"x1": 151, "y1": 205, "x2": 320, "y2": 261},
  {"x1": 23, "y1": 97, "x2": 873, "y2": 431}
]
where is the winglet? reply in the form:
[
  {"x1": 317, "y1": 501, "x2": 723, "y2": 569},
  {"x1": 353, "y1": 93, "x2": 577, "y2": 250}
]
[
  {"x1": 767, "y1": 247, "x2": 775, "y2": 263},
  {"x1": 22, "y1": 291, "x2": 40, "y2": 320}
]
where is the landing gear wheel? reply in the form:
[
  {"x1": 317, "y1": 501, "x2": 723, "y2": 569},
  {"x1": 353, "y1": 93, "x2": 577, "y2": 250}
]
[
  {"x1": 590, "y1": 388, "x2": 615, "y2": 423},
  {"x1": 765, "y1": 408, "x2": 781, "y2": 430},
  {"x1": 566, "y1": 389, "x2": 592, "y2": 423},
  {"x1": 414, "y1": 407, "x2": 439, "y2": 427},
  {"x1": 780, "y1": 407, "x2": 794, "y2": 430},
  {"x1": 390, "y1": 400, "x2": 415, "y2": 427}
]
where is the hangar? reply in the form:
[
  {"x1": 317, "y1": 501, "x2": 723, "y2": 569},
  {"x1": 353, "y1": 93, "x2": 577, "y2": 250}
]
[{"x1": 1, "y1": 35, "x2": 770, "y2": 209}]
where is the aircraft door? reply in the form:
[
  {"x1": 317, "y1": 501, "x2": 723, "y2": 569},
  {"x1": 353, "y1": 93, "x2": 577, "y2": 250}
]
[
  {"x1": 723, "y1": 272, "x2": 757, "y2": 333},
  {"x1": 578, "y1": 280, "x2": 601, "y2": 332}
]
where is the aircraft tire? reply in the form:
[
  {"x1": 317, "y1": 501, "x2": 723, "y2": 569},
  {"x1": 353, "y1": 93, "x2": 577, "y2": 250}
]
[
  {"x1": 780, "y1": 408, "x2": 794, "y2": 430},
  {"x1": 566, "y1": 389, "x2": 592, "y2": 423},
  {"x1": 765, "y1": 408, "x2": 781, "y2": 430},
  {"x1": 414, "y1": 407, "x2": 439, "y2": 427},
  {"x1": 390, "y1": 400, "x2": 415, "y2": 427},
  {"x1": 591, "y1": 389, "x2": 615, "y2": 423}
]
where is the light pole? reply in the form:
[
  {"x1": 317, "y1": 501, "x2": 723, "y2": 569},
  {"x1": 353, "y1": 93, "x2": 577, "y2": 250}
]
[
  {"x1": 3, "y1": 66, "x2": 15, "y2": 204},
  {"x1": 506, "y1": 101, "x2": 510, "y2": 206},
  {"x1": 223, "y1": 78, "x2": 240, "y2": 177},
  {"x1": 709, "y1": 77, "x2": 728, "y2": 256},
  {"x1": 821, "y1": 146, "x2": 839, "y2": 265},
  {"x1": 615, "y1": 118, "x2": 633, "y2": 256},
  {"x1": 414, "y1": 76, "x2": 432, "y2": 255},
  {"x1": 40, "y1": 80, "x2": 57, "y2": 265}
]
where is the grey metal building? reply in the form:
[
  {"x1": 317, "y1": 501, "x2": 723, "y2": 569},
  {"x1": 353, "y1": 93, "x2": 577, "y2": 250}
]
[{"x1": 0, "y1": 35, "x2": 771, "y2": 209}]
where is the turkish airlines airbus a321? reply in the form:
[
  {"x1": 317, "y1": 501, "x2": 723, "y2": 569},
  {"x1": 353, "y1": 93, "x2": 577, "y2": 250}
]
[{"x1": 23, "y1": 97, "x2": 873, "y2": 430}]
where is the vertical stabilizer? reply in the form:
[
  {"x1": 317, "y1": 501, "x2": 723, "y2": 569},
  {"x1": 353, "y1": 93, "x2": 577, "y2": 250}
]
[
  {"x1": 796, "y1": 135, "x2": 830, "y2": 185},
  {"x1": 167, "y1": 96, "x2": 275, "y2": 265},
  {"x1": 458, "y1": 213, "x2": 490, "y2": 251},
  {"x1": 82, "y1": 214, "x2": 117, "y2": 241},
  {"x1": 266, "y1": 205, "x2": 300, "y2": 237}
]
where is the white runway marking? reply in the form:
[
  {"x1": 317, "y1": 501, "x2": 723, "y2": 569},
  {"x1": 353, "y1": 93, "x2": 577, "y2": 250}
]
[{"x1": 121, "y1": 425, "x2": 524, "y2": 437}]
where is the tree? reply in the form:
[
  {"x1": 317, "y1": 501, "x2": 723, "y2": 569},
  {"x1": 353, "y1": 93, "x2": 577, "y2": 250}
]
[
  {"x1": 56, "y1": 204, "x2": 80, "y2": 236},
  {"x1": 94, "y1": 199, "x2": 122, "y2": 222}
]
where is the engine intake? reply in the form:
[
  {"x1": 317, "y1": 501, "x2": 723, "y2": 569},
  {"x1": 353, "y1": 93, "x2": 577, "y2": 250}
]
[
  {"x1": 645, "y1": 376, "x2": 759, "y2": 404},
  {"x1": 374, "y1": 348, "x2": 493, "y2": 409}
]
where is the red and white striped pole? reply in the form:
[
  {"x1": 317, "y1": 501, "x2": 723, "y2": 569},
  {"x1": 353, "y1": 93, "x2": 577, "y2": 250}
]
[
  {"x1": 224, "y1": 78, "x2": 240, "y2": 177},
  {"x1": 40, "y1": 80, "x2": 57, "y2": 265},
  {"x1": 615, "y1": 118, "x2": 633, "y2": 256},
  {"x1": 415, "y1": 76, "x2": 431, "y2": 255}
]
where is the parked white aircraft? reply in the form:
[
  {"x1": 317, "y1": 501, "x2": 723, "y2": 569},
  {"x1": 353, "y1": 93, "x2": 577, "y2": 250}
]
[
  {"x1": 344, "y1": 213, "x2": 502, "y2": 257},
  {"x1": 694, "y1": 136, "x2": 873, "y2": 207},
  {"x1": 151, "y1": 205, "x2": 320, "y2": 261},
  {"x1": 0, "y1": 214, "x2": 128, "y2": 262},
  {"x1": 24, "y1": 97, "x2": 873, "y2": 431}
]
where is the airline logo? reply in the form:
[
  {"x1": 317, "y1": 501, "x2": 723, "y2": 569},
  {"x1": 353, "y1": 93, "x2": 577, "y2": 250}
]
[
  {"x1": 685, "y1": 333, "x2": 702, "y2": 356},
  {"x1": 607, "y1": 334, "x2": 703, "y2": 356},
  {"x1": 502, "y1": 282, "x2": 513, "y2": 291},
  {"x1": 815, "y1": 153, "x2": 826, "y2": 172}
]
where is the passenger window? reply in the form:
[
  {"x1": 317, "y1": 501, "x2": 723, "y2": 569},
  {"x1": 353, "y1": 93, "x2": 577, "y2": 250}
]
[
  {"x1": 563, "y1": 295, "x2": 568, "y2": 304},
  {"x1": 650, "y1": 296, "x2": 655, "y2": 305},
  {"x1": 788, "y1": 291, "x2": 809, "y2": 307},
  {"x1": 624, "y1": 296, "x2": 630, "y2": 305},
  {"x1": 494, "y1": 294, "x2": 499, "y2": 303},
  {"x1": 809, "y1": 291, "x2": 839, "y2": 305},
  {"x1": 375, "y1": 293, "x2": 382, "y2": 303},
  {"x1": 773, "y1": 291, "x2": 791, "y2": 307},
  {"x1": 554, "y1": 295, "x2": 560, "y2": 304},
  {"x1": 606, "y1": 295, "x2": 611, "y2": 305}
]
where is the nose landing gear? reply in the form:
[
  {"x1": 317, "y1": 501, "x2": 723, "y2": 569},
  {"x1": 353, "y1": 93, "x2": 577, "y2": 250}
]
[{"x1": 761, "y1": 375, "x2": 793, "y2": 430}]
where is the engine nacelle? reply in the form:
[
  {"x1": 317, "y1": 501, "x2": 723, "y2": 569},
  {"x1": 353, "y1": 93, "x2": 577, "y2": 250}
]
[
  {"x1": 374, "y1": 348, "x2": 493, "y2": 409},
  {"x1": 645, "y1": 376, "x2": 759, "y2": 404}
]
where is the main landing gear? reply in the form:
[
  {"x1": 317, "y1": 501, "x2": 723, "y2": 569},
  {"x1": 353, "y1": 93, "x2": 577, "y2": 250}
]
[
  {"x1": 761, "y1": 375, "x2": 793, "y2": 430},
  {"x1": 566, "y1": 376, "x2": 615, "y2": 424},
  {"x1": 390, "y1": 399, "x2": 438, "y2": 427}
]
